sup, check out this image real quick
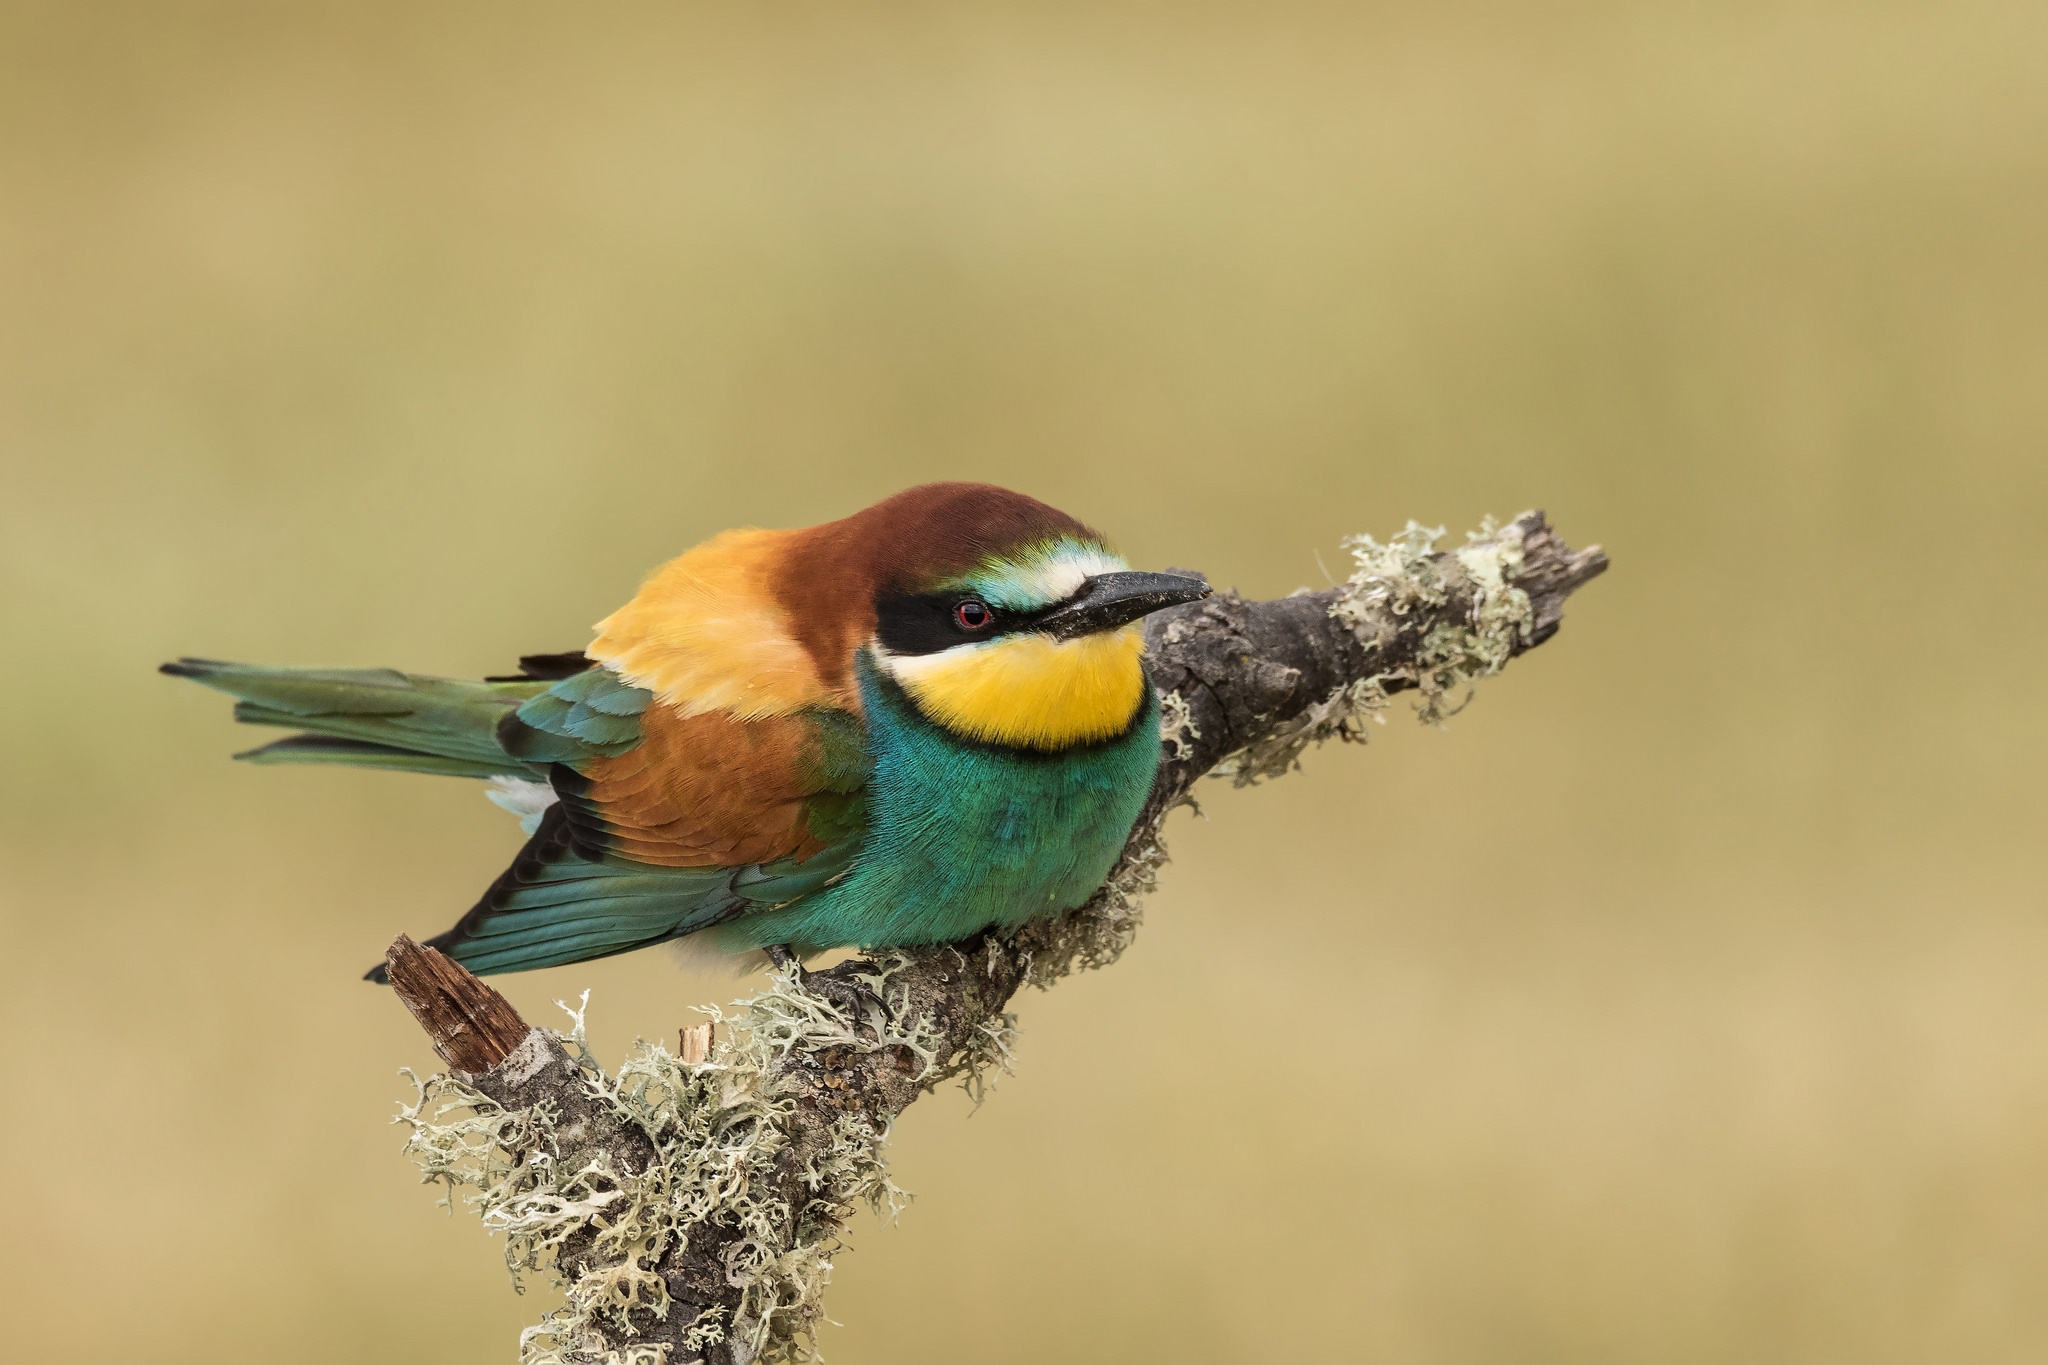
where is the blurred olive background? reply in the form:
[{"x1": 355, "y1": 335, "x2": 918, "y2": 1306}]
[{"x1": 4, "y1": 1, "x2": 2045, "y2": 1361}]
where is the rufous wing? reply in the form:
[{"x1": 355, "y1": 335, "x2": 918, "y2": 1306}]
[{"x1": 365, "y1": 662, "x2": 870, "y2": 979}]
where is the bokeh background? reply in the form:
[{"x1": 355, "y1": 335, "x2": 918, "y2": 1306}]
[{"x1": 4, "y1": 2, "x2": 2045, "y2": 1361}]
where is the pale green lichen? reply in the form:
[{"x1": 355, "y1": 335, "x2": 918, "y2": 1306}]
[
  {"x1": 1156, "y1": 687, "x2": 1200, "y2": 762},
  {"x1": 400, "y1": 967, "x2": 942, "y2": 1365},
  {"x1": 949, "y1": 1012, "x2": 1019, "y2": 1106},
  {"x1": 1216, "y1": 515, "x2": 1534, "y2": 789},
  {"x1": 1333, "y1": 515, "x2": 1535, "y2": 727}
]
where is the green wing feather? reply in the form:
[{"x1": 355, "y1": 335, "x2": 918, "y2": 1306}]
[
  {"x1": 500, "y1": 665, "x2": 652, "y2": 762},
  {"x1": 364, "y1": 804, "x2": 860, "y2": 980}
]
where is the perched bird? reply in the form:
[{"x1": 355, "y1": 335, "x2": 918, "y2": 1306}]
[{"x1": 163, "y1": 483, "x2": 1209, "y2": 981}]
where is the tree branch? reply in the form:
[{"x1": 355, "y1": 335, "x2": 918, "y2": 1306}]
[{"x1": 389, "y1": 511, "x2": 1606, "y2": 1365}]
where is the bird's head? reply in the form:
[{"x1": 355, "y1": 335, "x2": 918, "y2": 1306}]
[
  {"x1": 788, "y1": 483, "x2": 1210, "y2": 750},
  {"x1": 588, "y1": 483, "x2": 1209, "y2": 750}
]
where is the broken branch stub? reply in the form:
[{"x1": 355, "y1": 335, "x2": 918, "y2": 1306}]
[{"x1": 384, "y1": 934, "x2": 531, "y2": 1075}]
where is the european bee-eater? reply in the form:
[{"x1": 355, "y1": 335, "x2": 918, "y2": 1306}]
[{"x1": 163, "y1": 483, "x2": 1210, "y2": 980}]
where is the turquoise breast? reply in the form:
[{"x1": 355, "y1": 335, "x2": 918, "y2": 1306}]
[{"x1": 722, "y1": 651, "x2": 1160, "y2": 951}]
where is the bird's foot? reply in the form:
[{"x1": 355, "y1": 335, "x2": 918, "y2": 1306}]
[{"x1": 766, "y1": 944, "x2": 877, "y2": 1021}]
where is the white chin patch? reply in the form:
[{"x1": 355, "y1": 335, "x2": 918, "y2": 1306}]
[{"x1": 485, "y1": 776, "x2": 559, "y2": 835}]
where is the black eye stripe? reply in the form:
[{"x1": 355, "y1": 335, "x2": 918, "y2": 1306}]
[{"x1": 875, "y1": 591, "x2": 1056, "y2": 656}]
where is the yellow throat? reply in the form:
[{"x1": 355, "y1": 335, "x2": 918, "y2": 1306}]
[{"x1": 883, "y1": 627, "x2": 1148, "y2": 750}]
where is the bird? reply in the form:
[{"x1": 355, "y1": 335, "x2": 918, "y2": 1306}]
[{"x1": 162, "y1": 482, "x2": 1210, "y2": 982}]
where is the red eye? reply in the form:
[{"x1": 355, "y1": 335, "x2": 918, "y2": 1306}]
[{"x1": 954, "y1": 599, "x2": 992, "y2": 630}]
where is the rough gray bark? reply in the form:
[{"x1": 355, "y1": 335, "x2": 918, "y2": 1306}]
[{"x1": 390, "y1": 511, "x2": 1607, "y2": 1364}]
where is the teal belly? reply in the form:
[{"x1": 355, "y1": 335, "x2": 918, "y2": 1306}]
[{"x1": 717, "y1": 653, "x2": 1160, "y2": 951}]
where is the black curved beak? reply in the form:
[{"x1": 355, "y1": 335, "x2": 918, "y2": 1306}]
[{"x1": 1037, "y1": 570, "x2": 1211, "y2": 641}]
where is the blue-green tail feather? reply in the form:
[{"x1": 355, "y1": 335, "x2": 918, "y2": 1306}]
[{"x1": 161, "y1": 656, "x2": 557, "y2": 779}]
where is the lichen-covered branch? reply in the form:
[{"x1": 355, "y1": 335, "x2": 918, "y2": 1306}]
[{"x1": 391, "y1": 512, "x2": 1607, "y2": 1365}]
